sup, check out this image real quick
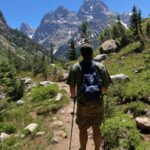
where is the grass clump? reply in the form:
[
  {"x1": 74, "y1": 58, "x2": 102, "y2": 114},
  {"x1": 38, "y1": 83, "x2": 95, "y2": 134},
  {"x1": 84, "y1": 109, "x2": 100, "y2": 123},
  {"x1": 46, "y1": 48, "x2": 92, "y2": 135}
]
[
  {"x1": 125, "y1": 101, "x2": 149, "y2": 117},
  {"x1": 136, "y1": 142, "x2": 150, "y2": 150},
  {"x1": 27, "y1": 84, "x2": 69, "y2": 115},
  {"x1": 101, "y1": 114, "x2": 141, "y2": 150},
  {"x1": 30, "y1": 84, "x2": 59, "y2": 103},
  {"x1": 0, "y1": 136, "x2": 20, "y2": 150},
  {"x1": 0, "y1": 123, "x2": 16, "y2": 134},
  {"x1": 117, "y1": 42, "x2": 141, "y2": 57}
]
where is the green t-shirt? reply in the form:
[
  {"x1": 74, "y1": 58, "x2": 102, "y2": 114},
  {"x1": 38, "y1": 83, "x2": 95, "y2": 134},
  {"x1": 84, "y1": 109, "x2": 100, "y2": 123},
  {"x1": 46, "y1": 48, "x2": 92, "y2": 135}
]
[{"x1": 67, "y1": 60, "x2": 112, "y2": 104}]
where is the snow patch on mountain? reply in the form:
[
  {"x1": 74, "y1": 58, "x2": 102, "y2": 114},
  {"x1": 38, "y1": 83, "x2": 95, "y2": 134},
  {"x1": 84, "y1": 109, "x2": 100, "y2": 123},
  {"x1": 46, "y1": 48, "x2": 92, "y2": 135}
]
[
  {"x1": 31, "y1": 0, "x2": 131, "y2": 59},
  {"x1": 20, "y1": 23, "x2": 35, "y2": 39},
  {"x1": 121, "y1": 21, "x2": 128, "y2": 29}
]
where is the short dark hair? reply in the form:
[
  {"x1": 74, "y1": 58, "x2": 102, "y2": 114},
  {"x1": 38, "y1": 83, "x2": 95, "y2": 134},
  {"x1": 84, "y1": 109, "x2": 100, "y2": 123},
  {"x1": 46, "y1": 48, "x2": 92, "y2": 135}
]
[{"x1": 80, "y1": 44, "x2": 93, "y2": 59}]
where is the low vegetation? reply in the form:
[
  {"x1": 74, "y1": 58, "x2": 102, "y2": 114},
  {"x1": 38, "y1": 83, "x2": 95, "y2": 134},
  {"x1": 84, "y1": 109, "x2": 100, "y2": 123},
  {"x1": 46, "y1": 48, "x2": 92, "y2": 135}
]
[
  {"x1": 0, "y1": 5, "x2": 150, "y2": 150},
  {"x1": 101, "y1": 114, "x2": 140, "y2": 150},
  {"x1": 98, "y1": 7, "x2": 150, "y2": 149}
]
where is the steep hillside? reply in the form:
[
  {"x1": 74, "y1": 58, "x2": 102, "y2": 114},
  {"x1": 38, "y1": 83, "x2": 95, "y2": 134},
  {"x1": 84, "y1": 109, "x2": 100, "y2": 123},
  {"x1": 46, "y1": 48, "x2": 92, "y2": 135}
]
[
  {"x1": 0, "y1": 11, "x2": 46, "y2": 71},
  {"x1": 93, "y1": 18, "x2": 150, "y2": 149},
  {"x1": 0, "y1": 10, "x2": 7, "y2": 26}
]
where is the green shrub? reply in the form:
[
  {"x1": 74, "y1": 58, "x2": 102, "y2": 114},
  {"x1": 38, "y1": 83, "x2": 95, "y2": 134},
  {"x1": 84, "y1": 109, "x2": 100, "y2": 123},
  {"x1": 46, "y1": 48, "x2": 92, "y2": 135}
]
[
  {"x1": 30, "y1": 84, "x2": 59, "y2": 103},
  {"x1": 126, "y1": 101, "x2": 148, "y2": 117},
  {"x1": 3, "y1": 106, "x2": 32, "y2": 130},
  {"x1": 118, "y1": 42, "x2": 141, "y2": 56},
  {"x1": 101, "y1": 114, "x2": 140, "y2": 149},
  {"x1": 124, "y1": 82, "x2": 148, "y2": 101},
  {"x1": 0, "y1": 61, "x2": 16, "y2": 86},
  {"x1": 36, "y1": 95, "x2": 69, "y2": 115},
  {"x1": 136, "y1": 141, "x2": 150, "y2": 150},
  {"x1": 7, "y1": 79, "x2": 25, "y2": 101},
  {"x1": 108, "y1": 81, "x2": 127, "y2": 100},
  {"x1": 0, "y1": 136, "x2": 20, "y2": 150},
  {"x1": 0, "y1": 123, "x2": 16, "y2": 134},
  {"x1": 103, "y1": 96, "x2": 124, "y2": 120}
]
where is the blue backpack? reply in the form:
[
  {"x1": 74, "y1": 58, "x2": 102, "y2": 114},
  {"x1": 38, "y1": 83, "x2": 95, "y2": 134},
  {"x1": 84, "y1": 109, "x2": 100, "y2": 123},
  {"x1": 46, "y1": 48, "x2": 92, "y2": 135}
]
[{"x1": 80, "y1": 61, "x2": 102, "y2": 102}]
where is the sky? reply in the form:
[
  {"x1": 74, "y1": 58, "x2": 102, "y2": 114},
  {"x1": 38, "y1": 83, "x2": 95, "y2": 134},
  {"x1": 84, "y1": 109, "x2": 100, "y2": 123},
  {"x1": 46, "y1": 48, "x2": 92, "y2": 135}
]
[{"x1": 0, "y1": 0, "x2": 150, "y2": 29}]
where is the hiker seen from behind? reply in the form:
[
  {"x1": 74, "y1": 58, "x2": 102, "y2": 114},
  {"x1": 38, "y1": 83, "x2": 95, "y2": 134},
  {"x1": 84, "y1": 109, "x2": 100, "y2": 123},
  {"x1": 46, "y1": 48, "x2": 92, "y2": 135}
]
[{"x1": 67, "y1": 44, "x2": 112, "y2": 150}]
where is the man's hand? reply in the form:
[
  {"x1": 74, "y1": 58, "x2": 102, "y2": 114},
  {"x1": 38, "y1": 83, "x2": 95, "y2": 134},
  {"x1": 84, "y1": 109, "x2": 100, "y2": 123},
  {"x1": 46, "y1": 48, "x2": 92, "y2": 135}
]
[
  {"x1": 102, "y1": 87, "x2": 108, "y2": 94},
  {"x1": 70, "y1": 96, "x2": 76, "y2": 102},
  {"x1": 70, "y1": 86, "x2": 76, "y2": 100}
]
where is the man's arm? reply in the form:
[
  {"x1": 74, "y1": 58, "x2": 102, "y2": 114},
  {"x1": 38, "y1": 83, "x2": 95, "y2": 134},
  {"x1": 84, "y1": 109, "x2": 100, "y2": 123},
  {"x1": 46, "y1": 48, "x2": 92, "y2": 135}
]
[{"x1": 70, "y1": 85, "x2": 76, "y2": 98}]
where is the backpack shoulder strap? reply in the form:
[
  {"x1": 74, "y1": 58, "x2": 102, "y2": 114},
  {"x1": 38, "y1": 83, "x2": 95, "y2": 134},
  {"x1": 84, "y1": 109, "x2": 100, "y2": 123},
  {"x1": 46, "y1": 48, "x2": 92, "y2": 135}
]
[{"x1": 92, "y1": 61, "x2": 100, "y2": 79}]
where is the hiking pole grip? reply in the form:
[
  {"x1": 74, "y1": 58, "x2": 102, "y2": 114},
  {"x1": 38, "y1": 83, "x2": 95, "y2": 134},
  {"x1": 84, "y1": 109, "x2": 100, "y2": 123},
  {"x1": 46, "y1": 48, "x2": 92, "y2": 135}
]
[{"x1": 69, "y1": 97, "x2": 76, "y2": 150}]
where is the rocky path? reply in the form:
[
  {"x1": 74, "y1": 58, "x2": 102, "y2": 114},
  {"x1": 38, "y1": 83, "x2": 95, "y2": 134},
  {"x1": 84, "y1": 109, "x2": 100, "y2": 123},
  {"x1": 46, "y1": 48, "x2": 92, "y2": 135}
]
[{"x1": 52, "y1": 82, "x2": 96, "y2": 150}]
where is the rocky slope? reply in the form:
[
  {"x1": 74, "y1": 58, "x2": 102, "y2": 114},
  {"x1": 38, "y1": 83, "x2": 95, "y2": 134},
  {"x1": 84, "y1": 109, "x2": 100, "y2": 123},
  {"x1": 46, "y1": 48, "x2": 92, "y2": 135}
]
[
  {"x1": 33, "y1": 6, "x2": 80, "y2": 50},
  {"x1": 0, "y1": 11, "x2": 45, "y2": 66},
  {"x1": 18, "y1": 0, "x2": 130, "y2": 59},
  {"x1": 30, "y1": 0, "x2": 130, "y2": 59},
  {"x1": 78, "y1": 0, "x2": 117, "y2": 36},
  {"x1": 0, "y1": 10, "x2": 7, "y2": 26}
]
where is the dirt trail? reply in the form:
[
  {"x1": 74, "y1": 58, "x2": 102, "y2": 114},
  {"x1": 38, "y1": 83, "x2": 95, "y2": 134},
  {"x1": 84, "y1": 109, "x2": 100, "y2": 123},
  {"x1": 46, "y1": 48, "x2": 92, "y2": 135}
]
[{"x1": 53, "y1": 82, "x2": 96, "y2": 150}]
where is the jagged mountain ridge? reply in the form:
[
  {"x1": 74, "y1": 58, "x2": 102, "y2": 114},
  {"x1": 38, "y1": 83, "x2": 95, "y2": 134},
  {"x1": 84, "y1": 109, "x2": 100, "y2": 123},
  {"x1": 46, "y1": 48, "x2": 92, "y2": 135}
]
[
  {"x1": 20, "y1": 23, "x2": 35, "y2": 39},
  {"x1": 32, "y1": 6, "x2": 80, "y2": 50},
  {"x1": 78, "y1": 0, "x2": 117, "y2": 36},
  {"x1": 20, "y1": 0, "x2": 131, "y2": 59}
]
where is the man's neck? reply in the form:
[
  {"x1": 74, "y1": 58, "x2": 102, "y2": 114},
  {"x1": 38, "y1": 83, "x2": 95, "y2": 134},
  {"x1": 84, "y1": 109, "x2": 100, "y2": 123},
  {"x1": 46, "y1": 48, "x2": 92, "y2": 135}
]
[{"x1": 83, "y1": 58, "x2": 93, "y2": 61}]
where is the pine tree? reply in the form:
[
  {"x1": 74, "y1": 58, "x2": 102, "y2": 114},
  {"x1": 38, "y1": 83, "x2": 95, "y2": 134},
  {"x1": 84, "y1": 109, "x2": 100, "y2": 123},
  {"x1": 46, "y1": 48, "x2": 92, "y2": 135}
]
[
  {"x1": 50, "y1": 43, "x2": 54, "y2": 63},
  {"x1": 32, "y1": 54, "x2": 41, "y2": 76},
  {"x1": 68, "y1": 39, "x2": 77, "y2": 61},
  {"x1": 137, "y1": 9, "x2": 143, "y2": 35},
  {"x1": 117, "y1": 15, "x2": 121, "y2": 22},
  {"x1": 41, "y1": 55, "x2": 48, "y2": 80},
  {"x1": 112, "y1": 25, "x2": 119, "y2": 39},
  {"x1": 99, "y1": 27, "x2": 112, "y2": 42},
  {"x1": 146, "y1": 23, "x2": 150, "y2": 37},
  {"x1": 7, "y1": 77, "x2": 25, "y2": 101},
  {"x1": 117, "y1": 15, "x2": 126, "y2": 37},
  {"x1": 130, "y1": 5, "x2": 139, "y2": 37},
  {"x1": 80, "y1": 21, "x2": 91, "y2": 44}
]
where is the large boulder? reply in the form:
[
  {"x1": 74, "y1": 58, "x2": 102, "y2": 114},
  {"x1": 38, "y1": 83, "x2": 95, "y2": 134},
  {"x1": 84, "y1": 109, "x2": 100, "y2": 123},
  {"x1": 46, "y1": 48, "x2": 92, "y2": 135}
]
[
  {"x1": 51, "y1": 121, "x2": 63, "y2": 128},
  {"x1": 21, "y1": 77, "x2": 32, "y2": 84},
  {"x1": 39, "y1": 81, "x2": 54, "y2": 86},
  {"x1": 55, "y1": 93, "x2": 63, "y2": 102},
  {"x1": 51, "y1": 137, "x2": 59, "y2": 144},
  {"x1": 54, "y1": 130, "x2": 67, "y2": 138},
  {"x1": 0, "y1": 133, "x2": 11, "y2": 141},
  {"x1": 36, "y1": 131, "x2": 45, "y2": 136},
  {"x1": 135, "y1": 116, "x2": 150, "y2": 131},
  {"x1": 111, "y1": 73, "x2": 129, "y2": 81},
  {"x1": 26, "y1": 83, "x2": 37, "y2": 91},
  {"x1": 24, "y1": 123, "x2": 38, "y2": 133},
  {"x1": 0, "y1": 93, "x2": 6, "y2": 100},
  {"x1": 146, "y1": 109, "x2": 150, "y2": 117},
  {"x1": 60, "y1": 73, "x2": 69, "y2": 81},
  {"x1": 94, "y1": 54, "x2": 108, "y2": 62},
  {"x1": 16, "y1": 99, "x2": 25, "y2": 106},
  {"x1": 99, "y1": 39, "x2": 120, "y2": 54}
]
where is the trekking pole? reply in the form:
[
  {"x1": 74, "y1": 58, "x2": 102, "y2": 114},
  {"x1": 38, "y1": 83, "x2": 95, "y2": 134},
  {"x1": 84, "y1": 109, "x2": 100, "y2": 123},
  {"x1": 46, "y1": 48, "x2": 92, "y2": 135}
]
[{"x1": 69, "y1": 97, "x2": 76, "y2": 150}]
